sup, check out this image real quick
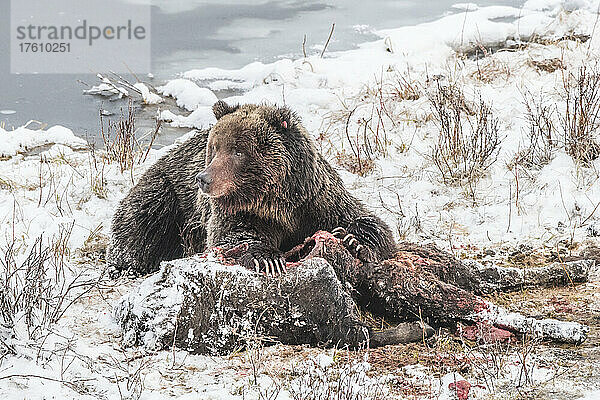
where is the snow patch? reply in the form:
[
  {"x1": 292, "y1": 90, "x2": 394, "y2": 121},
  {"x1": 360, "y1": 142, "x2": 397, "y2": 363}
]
[
  {"x1": 134, "y1": 82, "x2": 163, "y2": 104},
  {"x1": 159, "y1": 106, "x2": 216, "y2": 130},
  {"x1": 157, "y1": 79, "x2": 218, "y2": 111},
  {"x1": 0, "y1": 125, "x2": 87, "y2": 158}
]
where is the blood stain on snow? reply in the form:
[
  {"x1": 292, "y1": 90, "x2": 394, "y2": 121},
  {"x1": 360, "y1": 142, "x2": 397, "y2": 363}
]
[
  {"x1": 449, "y1": 380, "x2": 471, "y2": 400},
  {"x1": 460, "y1": 323, "x2": 514, "y2": 343}
]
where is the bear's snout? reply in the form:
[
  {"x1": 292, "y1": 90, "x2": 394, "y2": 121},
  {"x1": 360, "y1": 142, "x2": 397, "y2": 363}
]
[{"x1": 196, "y1": 171, "x2": 212, "y2": 194}]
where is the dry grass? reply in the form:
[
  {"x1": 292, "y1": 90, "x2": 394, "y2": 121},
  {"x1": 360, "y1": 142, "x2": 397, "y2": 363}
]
[
  {"x1": 331, "y1": 93, "x2": 390, "y2": 177},
  {"x1": 242, "y1": 338, "x2": 283, "y2": 400},
  {"x1": 288, "y1": 351, "x2": 387, "y2": 400},
  {"x1": 429, "y1": 83, "x2": 501, "y2": 199},
  {"x1": 513, "y1": 93, "x2": 557, "y2": 170},
  {"x1": 77, "y1": 224, "x2": 109, "y2": 263},
  {"x1": 529, "y1": 58, "x2": 565, "y2": 74},
  {"x1": 103, "y1": 346, "x2": 154, "y2": 400},
  {"x1": 100, "y1": 101, "x2": 136, "y2": 173},
  {"x1": 99, "y1": 100, "x2": 161, "y2": 174},
  {"x1": 390, "y1": 72, "x2": 421, "y2": 101},
  {"x1": 471, "y1": 57, "x2": 511, "y2": 83},
  {"x1": 87, "y1": 142, "x2": 108, "y2": 199},
  {"x1": 0, "y1": 223, "x2": 102, "y2": 341},
  {"x1": 559, "y1": 66, "x2": 600, "y2": 165},
  {"x1": 322, "y1": 71, "x2": 419, "y2": 176},
  {"x1": 0, "y1": 177, "x2": 18, "y2": 191},
  {"x1": 334, "y1": 150, "x2": 376, "y2": 176}
]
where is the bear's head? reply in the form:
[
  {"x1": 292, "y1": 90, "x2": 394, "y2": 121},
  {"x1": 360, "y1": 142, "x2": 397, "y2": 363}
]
[{"x1": 196, "y1": 101, "x2": 316, "y2": 214}]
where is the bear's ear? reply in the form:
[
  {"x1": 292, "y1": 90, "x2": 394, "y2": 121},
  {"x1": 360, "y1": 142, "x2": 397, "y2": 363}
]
[
  {"x1": 264, "y1": 106, "x2": 293, "y2": 131},
  {"x1": 212, "y1": 100, "x2": 240, "y2": 120}
]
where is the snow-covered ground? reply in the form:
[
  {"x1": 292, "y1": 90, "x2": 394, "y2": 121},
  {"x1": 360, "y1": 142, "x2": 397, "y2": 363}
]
[{"x1": 1, "y1": 0, "x2": 600, "y2": 398}]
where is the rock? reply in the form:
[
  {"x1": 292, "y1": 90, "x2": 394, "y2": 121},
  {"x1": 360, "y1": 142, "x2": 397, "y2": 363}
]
[{"x1": 115, "y1": 253, "x2": 371, "y2": 355}]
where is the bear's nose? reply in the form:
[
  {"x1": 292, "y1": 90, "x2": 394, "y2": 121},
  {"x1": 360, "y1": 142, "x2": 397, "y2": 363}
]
[{"x1": 196, "y1": 171, "x2": 212, "y2": 193}]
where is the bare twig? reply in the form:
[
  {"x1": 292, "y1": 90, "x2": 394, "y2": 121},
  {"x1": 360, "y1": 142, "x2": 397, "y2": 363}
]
[
  {"x1": 302, "y1": 34, "x2": 307, "y2": 58},
  {"x1": 320, "y1": 23, "x2": 335, "y2": 58}
]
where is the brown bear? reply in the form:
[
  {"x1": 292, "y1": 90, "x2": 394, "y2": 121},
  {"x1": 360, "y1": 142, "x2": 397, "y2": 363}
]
[{"x1": 107, "y1": 101, "x2": 397, "y2": 276}]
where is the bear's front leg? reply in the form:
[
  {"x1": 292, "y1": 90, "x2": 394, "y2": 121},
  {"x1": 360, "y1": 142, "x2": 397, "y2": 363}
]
[{"x1": 207, "y1": 212, "x2": 287, "y2": 277}]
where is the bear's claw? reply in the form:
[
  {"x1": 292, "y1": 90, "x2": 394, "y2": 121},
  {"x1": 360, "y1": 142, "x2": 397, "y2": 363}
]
[
  {"x1": 251, "y1": 257, "x2": 287, "y2": 277},
  {"x1": 332, "y1": 227, "x2": 346, "y2": 237},
  {"x1": 332, "y1": 227, "x2": 366, "y2": 260}
]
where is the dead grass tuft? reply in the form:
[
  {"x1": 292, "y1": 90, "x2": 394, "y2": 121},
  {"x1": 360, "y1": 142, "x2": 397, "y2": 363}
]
[
  {"x1": 288, "y1": 350, "x2": 387, "y2": 400},
  {"x1": 513, "y1": 93, "x2": 557, "y2": 170},
  {"x1": 529, "y1": 58, "x2": 565, "y2": 74},
  {"x1": 77, "y1": 224, "x2": 109, "y2": 263},
  {"x1": 390, "y1": 72, "x2": 421, "y2": 101},
  {"x1": 99, "y1": 100, "x2": 161, "y2": 174},
  {"x1": 0, "y1": 223, "x2": 102, "y2": 341},
  {"x1": 429, "y1": 83, "x2": 501, "y2": 199},
  {"x1": 323, "y1": 70, "x2": 419, "y2": 176},
  {"x1": 471, "y1": 58, "x2": 511, "y2": 83},
  {"x1": 335, "y1": 150, "x2": 376, "y2": 176},
  {"x1": 559, "y1": 66, "x2": 600, "y2": 165}
]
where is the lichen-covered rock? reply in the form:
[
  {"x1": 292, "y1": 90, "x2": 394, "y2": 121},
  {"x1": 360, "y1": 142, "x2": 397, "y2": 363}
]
[{"x1": 115, "y1": 252, "x2": 371, "y2": 355}]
